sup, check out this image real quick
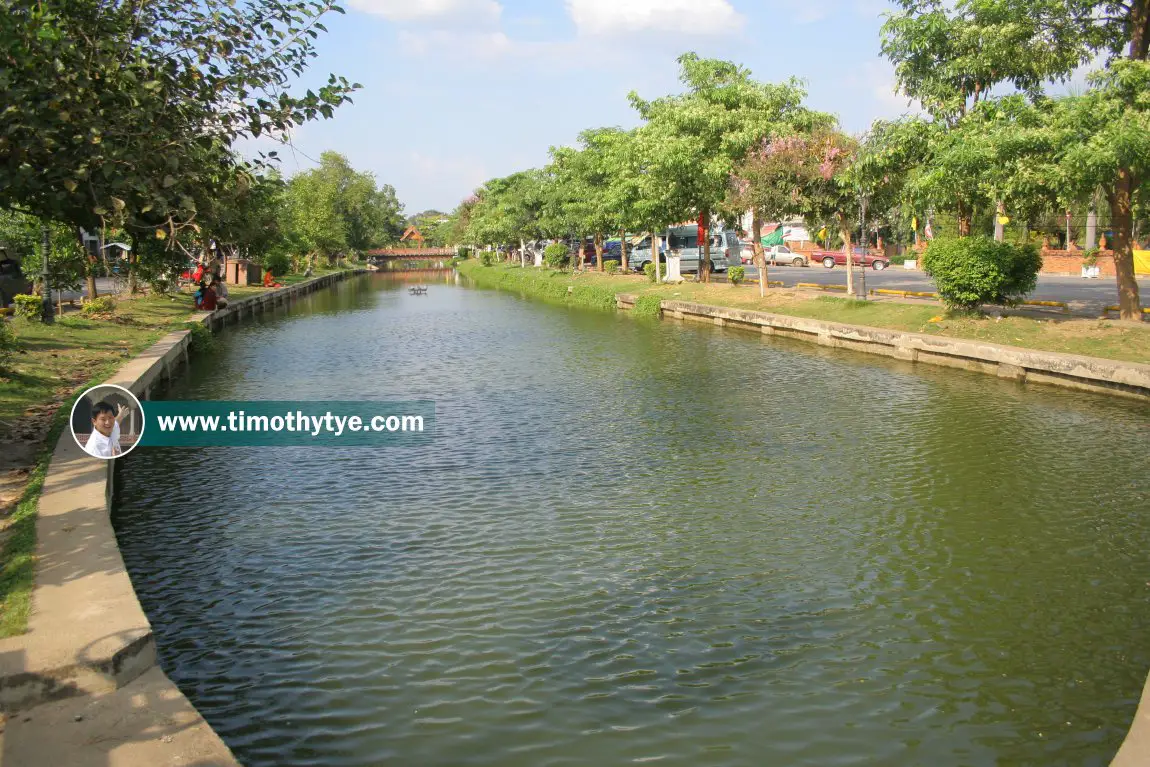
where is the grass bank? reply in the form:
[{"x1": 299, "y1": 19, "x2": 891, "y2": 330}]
[
  {"x1": 457, "y1": 261, "x2": 1150, "y2": 364},
  {"x1": 0, "y1": 267, "x2": 347, "y2": 637}
]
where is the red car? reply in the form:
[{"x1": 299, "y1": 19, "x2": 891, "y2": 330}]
[{"x1": 812, "y1": 248, "x2": 890, "y2": 271}]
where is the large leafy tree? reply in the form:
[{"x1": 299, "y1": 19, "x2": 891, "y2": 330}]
[
  {"x1": 629, "y1": 53, "x2": 809, "y2": 282},
  {"x1": 1, "y1": 0, "x2": 357, "y2": 293},
  {"x1": 882, "y1": 0, "x2": 1149, "y2": 318}
]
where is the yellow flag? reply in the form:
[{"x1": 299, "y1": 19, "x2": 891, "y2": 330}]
[
  {"x1": 912, "y1": 216, "x2": 918, "y2": 231},
  {"x1": 817, "y1": 226, "x2": 828, "y2": 241},
  {"x1": 997, "y1": 215, "x2": 1010, "y2": 226}
]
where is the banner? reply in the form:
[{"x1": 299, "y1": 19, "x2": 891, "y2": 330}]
[
  {"x1": 1135, "y1": 250, "x2": 1150, "y2": 276},
  {"x1": 136, "y1": 401, "x2": 436, "y2": 447}
]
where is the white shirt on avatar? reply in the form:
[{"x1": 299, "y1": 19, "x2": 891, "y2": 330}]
[{"x1": 83, "y1": 421, "x2": 121, "y2": 458}]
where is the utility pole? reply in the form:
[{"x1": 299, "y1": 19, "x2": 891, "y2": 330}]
[
  {"x1": 857, "y1": 195, "x2": 868, "y2": 300},
  {"x1": 40, "y1": 225, "x2": 54, "y2": 323}
]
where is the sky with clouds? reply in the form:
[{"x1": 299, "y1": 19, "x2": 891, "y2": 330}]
[{"x1": 253, "y1": 0, "x2": 915, "y2": 215}]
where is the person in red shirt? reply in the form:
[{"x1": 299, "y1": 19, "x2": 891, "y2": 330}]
[{"x1": 262, "y1": 269, "x2": 283, "y2": 289}]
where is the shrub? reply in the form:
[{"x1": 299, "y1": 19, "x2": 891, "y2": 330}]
[
  {"x1": 543, "y1": 243, "x2": 570, "y2": 269},
  {"x1": 643, "y1": 262, "x2": 658, "y2": 283},
  {"x1": 183, "y1": 321, "x2": 216, "y2": 354},
  {"x1": 264, "y1": 251, "x2": 292, "y2": 277},
  {"x1": 1082, "y1": 247, "x2": 1100, "y2": 267},
  {"x1": 13, "y1": 295, "x2": 43, "y2": 321},
  {"x1": 0, "y1": 319, "x2": 17, "y2": 371},
  {"x1": 81, "y1": 296, "x2": 117, "y2": 316},
  {"x1": 604, "y1": 260, "x2": 619, "y2": 274},
  {"x1": 728, "y1": 266, "x2": 746, "y2": 285},
  {"x1": 922, "y1": 237, "x2": 1042, "y2": 312},
  {"x1": 479, "y1": 251, "x2": 497, "y2": 267},
  {"x1": 456, "y1": 247, "x2": 472, "y2": 259},
  {"x1": 149, "y1": 277, "x2": 173, "y2": 296},
  {"x1": 632, "y1": 295, "x2": 663, "y2": 318}
]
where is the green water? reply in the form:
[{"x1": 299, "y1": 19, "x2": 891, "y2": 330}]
[{"x1": 113, "y1": 275, "x2": 1150, "y2": 766}]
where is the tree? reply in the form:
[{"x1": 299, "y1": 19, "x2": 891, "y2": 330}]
[
  {"x1": 630, "y1": 53, "x2": 810, "y2": 282},
  {"x1": 883, "y1": 0, "x2": 1149, "y2": 318},
  {"x1": 0, "y1": 0, "x2": 358, "y2": 240}
]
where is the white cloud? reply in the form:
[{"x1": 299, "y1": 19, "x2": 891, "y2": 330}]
[
  {"x1": 565, "y1": 0, "x2": 744, "y2": 36},
  {"x1": 348, "y1": 0, "x2": 501, "y2": 27}
]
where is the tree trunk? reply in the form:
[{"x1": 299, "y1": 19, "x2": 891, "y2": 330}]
[
  {"x1": 520, "y1": 238, "x2": 526, "y2": 268},
  {"x1": 1129, "y1": 0, "x2": 1149, "y2": 60},
  {"x1": 837, "y1": 212, "x2": 854, "y2": 297},
  {"x1": 1085, "y1": 205, "x2": 1098, "y2": 250},
  {"x1": 700, "y1": 210, "x2": 711, "y2": 283},
  {"x1": 620, "y1": 229, "x2": 628, "y2": 273},
  {"x1": 76, "y1": 228, "x2": 98, "y2": 299},
  {"x1": 994, "y1": 201, "x2": 1005, "y2": 242},
  {"x1": 127, "y1": 234, "x2": 140, "y2": 294},
  {"x1": 594, "y1": 232, "x2": 603, "y2": 272},
  {"x1": 578, "y1": 240, "x2": 585, "y2": 270},
  {"x1": 1108, "y1": 169, "x2": 1143, "y2": 321},
  {"x1": 957, "y1": 200, "x2": 972, "y2": 237},
  {"x1": 651, "y1": 228, "x2": 661, "y2": 283},
  {"x1": 752, "y1": 208, "x2": 766, "y2": 298}
]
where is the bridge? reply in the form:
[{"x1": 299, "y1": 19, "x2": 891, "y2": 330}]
[{"x1": 365, "y1": 248, "x2": 455, "y2": 272}]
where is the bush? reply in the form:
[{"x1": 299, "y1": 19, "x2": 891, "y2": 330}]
[
  {"x1": 479, "y1": 251, "x2": 497, "y2": 267},
  {"x1": 13, "y1": 295, "x2": 43, "y2": 321},
  {"x1": 922, "y1": 237, "x2": 1042, "y2": 312},
  {"x1": 604, "y1": 260, "x2": 619, "y2": 274},
  {"x1": 632, "y1": 294, "x2": 663, "y2": 318},
  {"x1": 183, "y1": 321, "x2": 216, "y2": 354},
  {"x1": 0, "y1": 319, "x2": 17, "y2": 371},
  {"x1": 264, "y1": 251, "x2": 292, "y2": 277},
  {"x1": 728, "y1": 266, "x2": 746, "y2": 285},
  {"x1": 643, "y1": 262, "x2": 658, "y2": 283},
  {"x1": 149, "y1": 276, "x2": 173, "y2": 296},
  {"x1": 543, "y1": 243, "x2": 570, "y2": 269},
  {"x1": 1082, "y1": 247, "x2": 1100, "y2": 267},
  {"x1": 81, "y1": 296, "x2": 117, "y2": 316}
]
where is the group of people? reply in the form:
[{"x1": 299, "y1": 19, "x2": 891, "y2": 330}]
[{"x1": 193, "y1": 276, "x2": 228, "y2": 311}]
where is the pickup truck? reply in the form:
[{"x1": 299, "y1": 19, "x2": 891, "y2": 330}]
[{"x1": 812, "y1": 248, "x2": 890, "y2": 271}]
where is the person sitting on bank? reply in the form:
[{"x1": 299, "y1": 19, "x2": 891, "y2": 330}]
[
  {"x1": 210, "y1": 276, "x2": 229, "y2": 308},
  {"x1": 83, "y1": 401, "x2": 128, "y2": 458},
  {"x1": 263, "y1": 269, "x2": 283, "y2": 289},
  {"x1": 194, "y1": 281, "x2": 218, "y2": 311}
]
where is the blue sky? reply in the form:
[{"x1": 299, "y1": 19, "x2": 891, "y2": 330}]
[{"x1": 250, "y1": 0, "x2": 915, "y2": 215}]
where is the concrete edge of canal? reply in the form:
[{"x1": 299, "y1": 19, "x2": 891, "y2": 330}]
[
  {"x1": 615, "y1": 295, "x2": 1150, "y2": 402},
  {"x1": 0, "y1": 270, "x2": 366, "y2": 766}
]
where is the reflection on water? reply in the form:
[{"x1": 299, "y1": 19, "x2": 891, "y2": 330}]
[{"x1": 113, "y1": 275, "x2": 1150, "y2": 766}]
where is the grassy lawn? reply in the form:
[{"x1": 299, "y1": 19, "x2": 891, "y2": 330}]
[
  {"x1": 0, "y1": 267, "x2": 345, "y2": 637},
  {"x1": 459, "y1": 262, "x2": 1150, "y2": 364}
]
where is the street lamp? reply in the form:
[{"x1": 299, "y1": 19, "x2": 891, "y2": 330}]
[{"x1": 40, "y1": 225, "x2": 53, "y2": 323}]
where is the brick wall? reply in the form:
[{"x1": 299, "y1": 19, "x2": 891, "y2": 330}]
[{"x1": 1040, "y1": 249, "x2": 1116, "y2": 276}]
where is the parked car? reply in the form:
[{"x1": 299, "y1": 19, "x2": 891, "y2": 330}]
[
  {"x1": 763, "y1": 245, "x2": 808, "y2": 268},
  {"x1": 0, "y1": 256, "x2": 32, "y2": 307},
  {"x1": 628, "y1": 227, "x2": 741, "y2": 274},
  {"x1": 812, "y1": 248, "x2": 890, "y2": 270}
]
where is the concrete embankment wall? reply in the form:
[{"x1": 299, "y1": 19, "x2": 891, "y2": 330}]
[
  {"x1": 616, "y1": 295, "x2": 1150, "y2": 402},
  {"x1": 0, "y1": 270, "x2": 366, "y2": 765}
]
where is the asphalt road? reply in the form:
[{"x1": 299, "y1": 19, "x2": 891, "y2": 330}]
[{"x1": 739, "y1": 264, "x2": 1134, "y2": 313}]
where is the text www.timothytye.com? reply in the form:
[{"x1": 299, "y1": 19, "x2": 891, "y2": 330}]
[{"x1": 156, "y1": 411, "x2": 425, "y2": 437}]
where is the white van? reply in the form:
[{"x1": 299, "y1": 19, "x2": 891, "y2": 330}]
[{"x1": 628, "y1": 227, "x2": 741, "y2": 273}]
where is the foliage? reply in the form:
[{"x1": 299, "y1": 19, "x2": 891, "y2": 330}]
[
  {"x1": 466, "y1": 170, "x2": 550, "y2": 249},
  {"x1": 632, "y1": 294, "x2": 664, "y2": 318},
  {"x1": 13, "y1": 295, "x2": 44, "y2": 321},
  {"x1": 479, "y1": 251, "x2": 497, "y2": 267},
  {"x1": 728, "y1": 266, "x2": 746, "y2": 285},
  {"x1": 264, "y1": 251, "x2": 292, "y2": 277},
  {"x1": 543, "y1": 242, "x2": 570, "y2": 269},
  {"x1": 922, "y1": 236, "x2": 1042, "y2": 310},
  {"x1": 0, "y1": 0, "x2": 357, "y2": 237},
  {"x1": 80, "y1": 296, "x2": 116, "y2": 316},
  {"x1": 644, "y1": 262, "x2": 658, "y2": 283},
  {"x1": 283, "y1": 152, "x2": 404, "y2": 262},
  {"x1": 183, "y1": 321, "x2": 217, "y2": 354},
  {"x1": 458, "y1": 261, "x2": 617, "y2": 312},
  {"x1": 604, "y1": 260, "x2": 619, "y2": 274},
  {"x1": 1082, "y1": 247, "x2": 1100, "y2": 266},
  {"x1": 0, "y1": 320, "x2": 16, "y2": 371}
]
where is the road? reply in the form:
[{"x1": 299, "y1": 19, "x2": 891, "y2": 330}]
[{"x1": 737, "y1": 264, "x2": 1135, "y2": 313}]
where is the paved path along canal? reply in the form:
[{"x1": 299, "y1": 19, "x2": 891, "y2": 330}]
[{"x1": 113, "y1": 274, "x2": 1150, "y2": 766}]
